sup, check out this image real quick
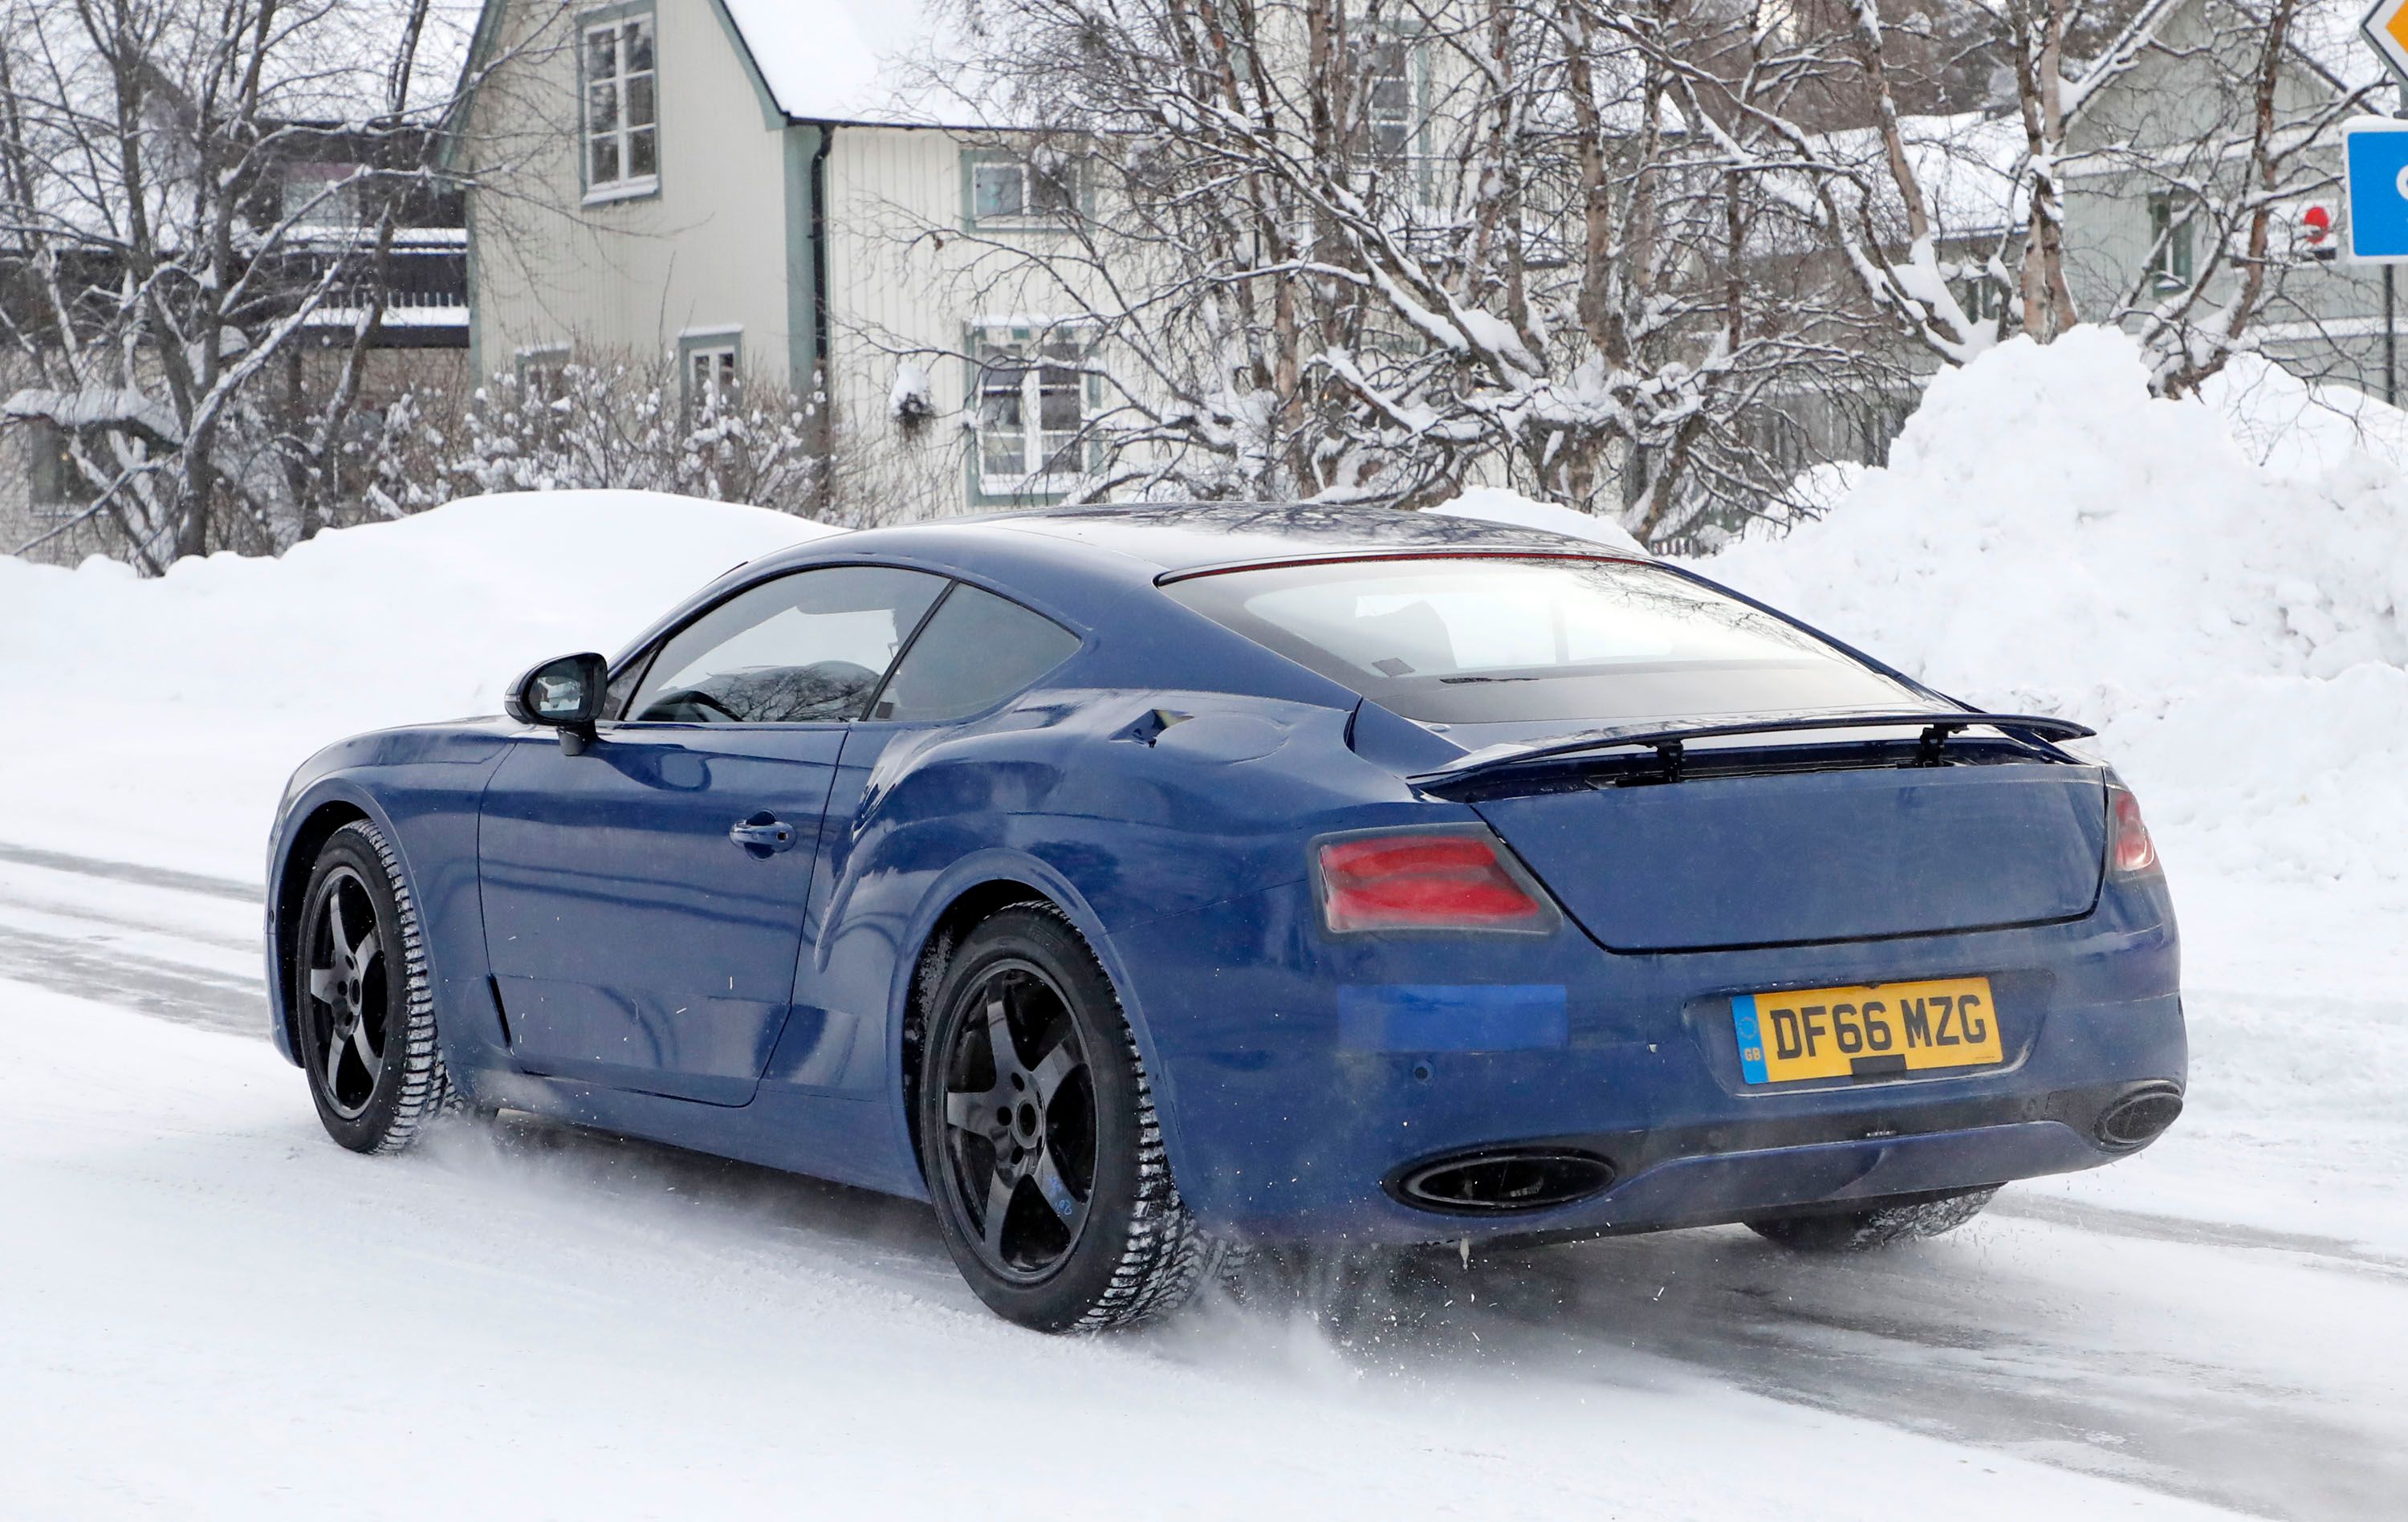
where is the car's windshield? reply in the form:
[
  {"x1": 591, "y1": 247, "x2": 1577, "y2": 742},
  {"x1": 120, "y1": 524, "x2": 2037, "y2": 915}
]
[{"x1": 1163, "y1": 555, "x2": 1921, "y2": 725}]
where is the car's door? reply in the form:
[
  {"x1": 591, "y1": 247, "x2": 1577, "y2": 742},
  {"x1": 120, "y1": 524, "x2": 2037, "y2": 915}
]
[
  {"x1": 763, "y1": 580, "x2": 1088, "y2": 1099},
  {"x1": 478, "y1": 564, "x2": 948, "y2": 1105}
]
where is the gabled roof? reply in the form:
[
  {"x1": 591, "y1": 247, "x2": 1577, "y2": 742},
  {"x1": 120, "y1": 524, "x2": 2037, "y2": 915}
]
[
  {"x1": 716, "y1": 0, "x2": 990, "y2": 128},
  {"x1": 448, "y1": 0, "x2": 990, "y2": 143},
  {"x1": 2068, "y1": 0, "x2": 2389, "y2": 124}
]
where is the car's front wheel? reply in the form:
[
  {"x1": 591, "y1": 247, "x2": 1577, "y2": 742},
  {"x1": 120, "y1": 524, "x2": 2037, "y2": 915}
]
[
  {"x1": 917, "y1": 905, "x2": 1214, "y2": 1332},
  {"x1": 1747, "y1": 1186, "x2": 1999, "y2": 1252},
  {"x1": 293, "y1": 820, "x2": 451, "y2": 1154}
]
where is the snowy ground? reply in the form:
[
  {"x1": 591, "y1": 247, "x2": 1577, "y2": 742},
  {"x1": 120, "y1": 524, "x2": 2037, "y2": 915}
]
[
  {"x1": 5, "y1": 336, "x2": 2406, "y2": 1516},
  {"x1": 0, "y1": 843, "x2": 2398, "y2": 1519}
]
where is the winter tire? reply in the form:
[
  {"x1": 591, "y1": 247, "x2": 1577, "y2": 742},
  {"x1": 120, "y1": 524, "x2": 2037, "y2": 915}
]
[
  {"x1": 1747, "y1": 1186, "x2": 1999, "y2": 1253},
  {"x1": 294, "y1": 820, "x2": 451, "y2": 1154},
  {"x1": 917, "y1": 904, "x2": 1214, "y2": 1332}
]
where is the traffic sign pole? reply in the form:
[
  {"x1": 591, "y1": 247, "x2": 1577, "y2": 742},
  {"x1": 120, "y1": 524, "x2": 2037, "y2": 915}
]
[{"x1": 2354, "y1": 3, "x2": 2408, "y2": 397}]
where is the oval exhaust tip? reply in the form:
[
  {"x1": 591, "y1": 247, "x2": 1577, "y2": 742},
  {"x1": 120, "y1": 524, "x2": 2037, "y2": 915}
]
[
  {"x1": 1395, "y1": 1149, "x2": 1616, "y2": 1215},
  {"x1": 2096, "y1": 1085, "x2": 2184, "y2": 1150}
]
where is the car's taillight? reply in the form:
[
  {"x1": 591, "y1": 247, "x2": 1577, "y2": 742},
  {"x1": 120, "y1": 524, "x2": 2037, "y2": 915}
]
[
  {"x1": 1315, "y1": 828, "x2": 1556, "y2": 934},
  {"x1": 2109, "y1": 787, "x2": 2158, "y2": 876}
]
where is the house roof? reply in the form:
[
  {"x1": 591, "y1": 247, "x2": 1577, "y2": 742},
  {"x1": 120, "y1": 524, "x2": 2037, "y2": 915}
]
[
  {"x1": 2068, "y1": 0, "x2": 2390, "y2": 120},
  {"x1": 718, "y1": 0, "x2": 996, "y2": 128}
]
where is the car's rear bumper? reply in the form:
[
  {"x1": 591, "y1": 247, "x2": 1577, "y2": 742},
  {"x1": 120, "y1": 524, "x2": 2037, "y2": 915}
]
[{"x1": 1113, "y1": 873, "x2": 2183, "y2": 1245}]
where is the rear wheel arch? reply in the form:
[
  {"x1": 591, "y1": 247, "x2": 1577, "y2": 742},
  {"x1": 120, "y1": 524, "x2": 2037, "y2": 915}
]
[
  {"x1": 899, "y1": 878, "x2": 1059, "y2": 1185},
  {"x1": 909, "y1": 898, "x2": 1218, "y2": 1329},
  {"x1": 894, "y1": 873, "x2": 1181, "y2": 1191}
]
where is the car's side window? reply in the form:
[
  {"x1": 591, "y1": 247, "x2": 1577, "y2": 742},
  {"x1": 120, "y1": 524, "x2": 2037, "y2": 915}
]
[
  {"x1": 625, "y1": 566, "x2": 947, "y2": 724},
  {"x1": 870, "y1": 583, "x2": 1081, "y2": 723}
]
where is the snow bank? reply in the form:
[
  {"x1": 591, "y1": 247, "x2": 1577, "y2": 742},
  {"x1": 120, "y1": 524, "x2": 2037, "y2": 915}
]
[
  {"x1": 0, "y1": 981, "x2": 2286, "y2": 1519},
  {"x1": 0, "y1": 491, "x2": 831, "y2": 879},
  {"x1": 2201, "y1": 350, "x2": 2408, "y2": 482},
  {"x1": 1430, "y1": 486, "x2": 1649, "y2": 555},
  {"x1": 1694, "y1": 327, "x2": 2408, "y2": 889}
]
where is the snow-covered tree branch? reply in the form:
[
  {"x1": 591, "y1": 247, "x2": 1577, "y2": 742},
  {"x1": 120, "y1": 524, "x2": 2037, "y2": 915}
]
[
  {"x1": 0, "y1": 0, "x2": 560, "y2": 569},
  {"x1": 896, "y1": 0, "x2": 1934, "y2": 546},
  {"x1": 2070, "y1": 0, "x2": 2378, "y2": 396}
]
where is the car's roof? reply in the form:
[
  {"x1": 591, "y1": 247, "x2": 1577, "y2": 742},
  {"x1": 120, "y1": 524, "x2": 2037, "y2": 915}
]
[
  {"x1": 615, "y1": 503, "x2": 1662, "y2": 705},
  {"x1": 782, "y1": 502, "x2": 1643, "y2": 583},
  {"x1": 988, "y1": 502, "x2": 1638, "y2": 574}
]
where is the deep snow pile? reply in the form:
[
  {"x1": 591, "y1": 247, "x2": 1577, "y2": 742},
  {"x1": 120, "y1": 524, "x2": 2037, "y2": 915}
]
[
  {"x1": 1430, "y1": 486, "x2": 1649, "y2": 554},
  {"x1": 1695, "y1": 328, "x2": 2408, "y2": 891},
  {"x1": 0, "y1": 490, "x2": 831, "y2": 878}
]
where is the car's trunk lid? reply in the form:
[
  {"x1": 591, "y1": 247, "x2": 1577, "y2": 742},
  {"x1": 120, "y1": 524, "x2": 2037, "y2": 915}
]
[{"x1": 1472, "y1": 761, "x2": 2109, "y2": 952}]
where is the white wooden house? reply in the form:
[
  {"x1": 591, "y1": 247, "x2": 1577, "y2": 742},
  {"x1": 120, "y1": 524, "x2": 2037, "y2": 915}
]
[
  {"x1": 453, "y1": 0, "x2": 1101, "y2": 516},
  {"x1": 2058, "y1": 0, "x2": 2399, "y2": 400}
]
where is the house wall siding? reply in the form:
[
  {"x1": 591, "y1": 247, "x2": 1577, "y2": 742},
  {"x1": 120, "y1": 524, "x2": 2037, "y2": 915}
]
[
  {"x1": 462, "y1": 0, "x2": 800, "y2": 389},
  {"x1": 2059, "y1": 0, "x2": 2400, "y2": 399},
  {"x1": 824, "y1": 125, "x2": 1112, "y2": 519}
]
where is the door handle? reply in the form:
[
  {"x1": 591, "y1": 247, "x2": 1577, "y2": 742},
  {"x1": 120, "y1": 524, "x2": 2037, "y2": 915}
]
[{"x1": 728, "y1": 812, "x2": 799, "y2": 856}]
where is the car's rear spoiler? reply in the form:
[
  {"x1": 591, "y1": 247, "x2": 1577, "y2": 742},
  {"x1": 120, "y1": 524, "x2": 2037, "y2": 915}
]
[{"x1": 1409, "y1": 710, "x2": 2097, "y2": 789}]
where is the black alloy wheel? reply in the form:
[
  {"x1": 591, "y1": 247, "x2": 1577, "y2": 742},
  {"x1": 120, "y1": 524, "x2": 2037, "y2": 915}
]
[
  {"x1": 938, "y1": 962, "x2": 1099, "y2": 1280},
  {"x1": 917, "y1": 905, "x2": 1216, "y2": 1332},
  {"x1": 305, "y1": 865, "x2": 388, "y2": 1120},
  {"x1": 294, "y1": 820, "x2": 450, "y2": 1154}
]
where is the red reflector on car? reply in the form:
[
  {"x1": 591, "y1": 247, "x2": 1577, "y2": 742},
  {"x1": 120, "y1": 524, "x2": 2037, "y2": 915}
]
[
  {"x1": 2110, "y1": 787, "x2": 2158, "y2": 876},
  {"x1": 1316, "y1": 830, "x2": 1553, "y2": 933}
]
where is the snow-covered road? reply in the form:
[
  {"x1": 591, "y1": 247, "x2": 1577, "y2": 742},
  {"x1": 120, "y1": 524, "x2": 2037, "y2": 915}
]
[{"x1": 2, "y1": 846, "x2": 2400, "y2": 1520}]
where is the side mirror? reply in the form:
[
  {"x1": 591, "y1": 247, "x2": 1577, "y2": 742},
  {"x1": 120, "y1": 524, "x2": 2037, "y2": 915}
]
[{"x1": 506, "y1": 653, "x2": 609, "y2": 755}]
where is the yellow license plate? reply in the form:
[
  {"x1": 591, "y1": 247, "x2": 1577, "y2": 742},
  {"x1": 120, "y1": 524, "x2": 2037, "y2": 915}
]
[{"x1": 1732, "y1": 976, "x2": 2002, "y2": 1085}]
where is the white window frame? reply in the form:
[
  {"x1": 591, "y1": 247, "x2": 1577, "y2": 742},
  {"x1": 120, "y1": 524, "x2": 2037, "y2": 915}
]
[
  {"x1": 966, "y1": 153, "x2": 1077, "y2": 228},
  {"x1": 970, "y1": 323, "x2": 1093, "y2": 497},
  {"x1": 1362, "y1": 35, "x2": 1415, "y2": 160},
  {"x1": 580, "y1": 10, "x2": 659, "y2": 205},
  {"x1": 2147, "y1": 192, "x2": 2196, "y2": 291},
  {"x1": 515, "y1": 343, "x2": 572, "y2": 400},
  {"x1": 682, "y1": 330, "x2": 741, "y2": 416},
  {"x1": 25, "y1": 418, "x2": 90, "y2": 519}
]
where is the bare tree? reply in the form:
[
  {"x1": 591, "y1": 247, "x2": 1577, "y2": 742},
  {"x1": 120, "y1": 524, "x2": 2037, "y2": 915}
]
[
  {"x1": 2071, "y1": 0, "x2": 2376, "y2": 396},
  {"x1": 0, "y1": 0, "x2": 551, "y2": 570},
  {"x1": 885, "y1": 0, "x2": 1925, "y2": 546},
  {"x1": 415, "y1": 348, "x2": 826, "y2": 517}
]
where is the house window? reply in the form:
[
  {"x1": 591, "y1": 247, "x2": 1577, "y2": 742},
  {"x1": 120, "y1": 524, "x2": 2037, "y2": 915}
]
[
  {"x1": 515, "y1": 344, "x2": 572, "y2": 399},
  {"x1": 583, "y1": 11, "x2": 658, "y2": 200},
  {"x1": 1955, "y1": 275, "x2": 2006, "y2": 323},
  {"x1": 26, "y1": 420, "x2": 92, "y2": 515},
  {"x1": 973, "y1": 326, "x2": 1088, "y2": 490},
  {"x1": 967, "y1": 153, "x2": 1076, "y2": 226},
  {"x1": 2147, "y1": 193, "x2": 2194, "y2": 290},
  {"x1": 1364, "y1": 38, "x2": 1414, "y2": 158},
  {"x1": 682, "y1": 332, "x2": 740, "y2": 414},
  {"x1": 281, "y1": 163, "x2": 363, "y2": 227}
]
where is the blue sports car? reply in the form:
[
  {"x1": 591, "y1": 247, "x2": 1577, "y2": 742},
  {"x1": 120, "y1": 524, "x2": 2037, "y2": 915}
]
[{"x1": 265, "y1": 504, "x2": 2184, "y2": 1331}]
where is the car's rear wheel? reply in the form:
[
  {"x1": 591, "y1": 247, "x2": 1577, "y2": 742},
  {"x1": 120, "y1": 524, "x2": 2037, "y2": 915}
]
[
  {"x1": 917, "y1": 904, "x2": 1214, "y2": 1332},
  {"x1": 1747, "y1": 1186, "x2": 1998, "y2": 1252},
  {"x1": 294, "y1": 820, "x2": 451, "y2": 1154}
]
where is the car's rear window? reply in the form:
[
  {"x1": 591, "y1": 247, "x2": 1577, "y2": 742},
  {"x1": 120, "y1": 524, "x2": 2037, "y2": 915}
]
[{"x1": 1162, "y1": 555, "x2": 1919, "y2": 724}]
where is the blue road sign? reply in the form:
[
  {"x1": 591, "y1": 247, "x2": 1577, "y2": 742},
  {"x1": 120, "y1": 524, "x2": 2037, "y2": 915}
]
[{"x1": 2345, "y1": 119, "x2": 2408, "y2": 261}]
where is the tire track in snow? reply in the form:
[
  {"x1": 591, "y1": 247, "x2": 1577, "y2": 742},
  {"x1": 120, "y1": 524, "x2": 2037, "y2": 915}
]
[
  {"x1": 6, "y1": 840, "x2": 2406, "y2": 1518},
  {"x1": 0, "y1": 921, "x2": 265, "y2": 1039},
  {"x1": 0, "y1": 844, "x2": 266, "y2": 1038},
  {"x1": 0, "y1": 840, "x2": 258, "y2": 903}
]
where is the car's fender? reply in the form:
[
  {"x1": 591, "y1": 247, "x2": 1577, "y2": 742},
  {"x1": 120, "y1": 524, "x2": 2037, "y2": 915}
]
[
  {"x1": 795, "y1": 683, "x2": 1455, "y2": 1197},
  {"x1": 263, "y1": 722, "x2": 516, "y2": 1070}
]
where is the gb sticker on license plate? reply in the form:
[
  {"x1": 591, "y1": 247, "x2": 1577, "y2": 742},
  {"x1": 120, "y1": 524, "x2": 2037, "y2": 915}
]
[{"x1": 1732, "y1": 975, "x2": 2003, "y2": 1084}]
